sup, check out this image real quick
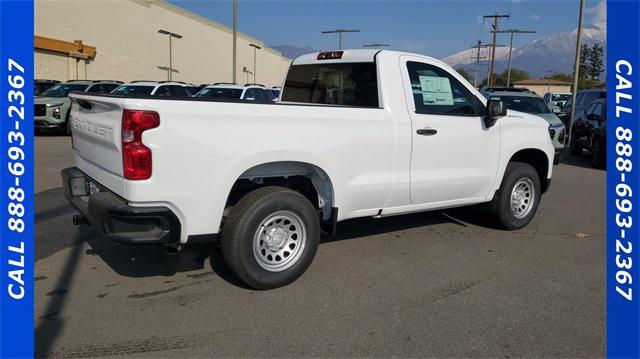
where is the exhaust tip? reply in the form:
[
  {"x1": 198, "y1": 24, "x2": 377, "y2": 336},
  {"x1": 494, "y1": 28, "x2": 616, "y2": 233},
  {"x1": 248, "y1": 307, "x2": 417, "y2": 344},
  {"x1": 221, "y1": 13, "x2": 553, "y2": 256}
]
[
  {"x1": 73, "y1": 215, "x2": 89, "y2": 225},
  {"x1": 164, "y1": 245, "x2": 182, "y2": 256}
]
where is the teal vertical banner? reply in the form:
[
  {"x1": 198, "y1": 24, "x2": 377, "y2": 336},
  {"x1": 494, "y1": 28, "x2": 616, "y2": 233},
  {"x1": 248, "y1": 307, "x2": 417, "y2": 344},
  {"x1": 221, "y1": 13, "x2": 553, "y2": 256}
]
[
  {"x1": 0, "y1": 0, "x2": 35, "y2": 358},
  {"x1": 606, "y1": 0, "x2": 640, "y2": 358}
]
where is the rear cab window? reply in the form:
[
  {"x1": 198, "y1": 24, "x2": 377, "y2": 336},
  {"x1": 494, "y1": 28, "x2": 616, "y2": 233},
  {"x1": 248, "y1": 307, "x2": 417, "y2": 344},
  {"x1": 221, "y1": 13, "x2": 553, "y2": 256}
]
[{"x1": 281, "y1": 62, "x2": 379, "y2": 107}]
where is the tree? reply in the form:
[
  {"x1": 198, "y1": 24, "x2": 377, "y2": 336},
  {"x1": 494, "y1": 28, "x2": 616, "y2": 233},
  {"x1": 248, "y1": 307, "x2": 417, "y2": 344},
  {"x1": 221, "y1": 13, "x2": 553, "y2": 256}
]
[
  {"x1": 491, "y1": 68, "x2": 530, "y2": 86},
  {"x1": 455, "y1": 68, "x2": 472, "y2": 82},
  {"x1": 588, "y1": 43, "x2": 604, "y2": 81},
  {"x1": 579, "y1": 44, "x2": 591, "y2": 80}
]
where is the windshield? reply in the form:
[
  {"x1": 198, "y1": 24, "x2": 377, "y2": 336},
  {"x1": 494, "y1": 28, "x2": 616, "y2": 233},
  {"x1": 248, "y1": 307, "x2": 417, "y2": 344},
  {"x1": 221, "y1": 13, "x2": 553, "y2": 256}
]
[
  {"x1": 196, "y1": 87, "x2": 243, "y2": 99},
  {"x1": 41, "y1": 83, "x2": 88, "y2": 97},
  {"x1": 552, "y1": 94, "x2": 571, "y2": 102},
  {"x1": 499, "y1": 96, "x2": 551, "y2": 114},
  {"x1": 111, "y1": 85, "x2": 155, "y2": 95}
]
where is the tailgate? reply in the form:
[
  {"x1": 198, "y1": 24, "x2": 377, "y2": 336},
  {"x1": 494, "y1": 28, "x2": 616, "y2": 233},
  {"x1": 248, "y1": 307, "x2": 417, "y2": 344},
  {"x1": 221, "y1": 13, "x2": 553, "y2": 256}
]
[{"x1": 68, "y1": 94, "x2": 125, "y2": 194}]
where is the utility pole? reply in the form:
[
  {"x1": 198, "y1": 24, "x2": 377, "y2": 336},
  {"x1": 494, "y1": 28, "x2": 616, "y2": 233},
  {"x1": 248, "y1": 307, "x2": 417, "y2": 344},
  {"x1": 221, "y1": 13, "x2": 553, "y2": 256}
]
[
  {"x1": 471, "y1": 41, "x2": 489, "y2": 88},
  {"x1": 249, "y1": 43, "x2": 261, "y2": 83},
  {"x1": 470, "y1": 42, "x2": 504, "y2": 88},
  {"x1": 158, "y1": 29, "x2": 182, "y2": 81},
  {"x1": 363, "y1": 43, "x2": 390, "y2": 49},
  {"x1": 491, "y1": 29, "x2": 536, "y2": 86},
  {"x1": 484, "y1": 13, "x2": 510, "y2": 86},
  {"x1": 568, "y1": 0, "x2": 585, "y2": 149},
  {"x1": 321, "y1": 29, "x2": 360, "y2": 50},
  {"x1": 232, "y1": 0, "x2": 238, "y2": 83}
]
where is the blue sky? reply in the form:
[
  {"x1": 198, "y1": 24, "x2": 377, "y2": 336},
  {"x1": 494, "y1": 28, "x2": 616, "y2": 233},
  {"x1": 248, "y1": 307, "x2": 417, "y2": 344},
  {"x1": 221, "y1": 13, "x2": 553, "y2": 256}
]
[{"x1": 167, "y1": 0, "x2": 604, "y2": 58}]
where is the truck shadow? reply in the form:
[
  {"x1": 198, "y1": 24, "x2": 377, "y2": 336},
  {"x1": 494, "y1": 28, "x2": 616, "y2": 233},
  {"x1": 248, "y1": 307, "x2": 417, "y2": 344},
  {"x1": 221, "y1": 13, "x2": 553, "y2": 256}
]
[{"x1": 82, "y1": 205, "x2": 501, "y2": 285}]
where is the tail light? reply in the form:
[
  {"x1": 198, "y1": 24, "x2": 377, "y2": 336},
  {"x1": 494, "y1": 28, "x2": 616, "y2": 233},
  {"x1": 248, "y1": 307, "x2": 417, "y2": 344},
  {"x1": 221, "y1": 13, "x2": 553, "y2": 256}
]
[{"x1": 122, "y1": 110, "x2": 159, "y2": 180}]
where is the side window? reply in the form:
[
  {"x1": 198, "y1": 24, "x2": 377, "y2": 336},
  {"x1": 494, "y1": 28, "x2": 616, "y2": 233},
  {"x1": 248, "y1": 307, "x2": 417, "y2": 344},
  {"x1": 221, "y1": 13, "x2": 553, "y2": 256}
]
[
  {"x1": 167, "y1": 86, "x2": 186, "y2": 97},
  {"x1": 255, "y1": 89, "x2": 269, "y2": 102},
  {"x1": 586, "y1": 102, "x2": 598, "y2": 115},
  {"x1": 406, "y1": 61, "x2": 480, "y2": 116},
  {"x1": 154, "y1": 86, "x2": 171, "y2": 97},
  {"x1": 86, "y1": 85, "x2": 101, "y2": 93},
  {"x1": 244, "y1": 89, "x2": 257, "y2": 100},
  {"x1": 592, "y1": 103, "x2": 603, "y2": 117},
  {"x1": 102, "y1": 84, "x2": 118, "y2": 93}
]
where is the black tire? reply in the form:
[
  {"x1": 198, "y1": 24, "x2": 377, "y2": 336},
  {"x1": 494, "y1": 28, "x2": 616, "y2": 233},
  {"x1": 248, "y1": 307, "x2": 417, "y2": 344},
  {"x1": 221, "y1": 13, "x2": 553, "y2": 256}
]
[
  {"x1": 221, "y1": 186, "x2": 320, "y2": 289},
  {"x1": 590, "y1": 139, "x2": 606, "y2": 169},
  {"x1": 569, "y1": 134, "x2": 582, "y2": 155},
  {"x1": 492, "y1": 162, "x2": 542, "y2": 230},
  {"x1": 65, "y1": 111, "x2": 72, "y2": 136}
]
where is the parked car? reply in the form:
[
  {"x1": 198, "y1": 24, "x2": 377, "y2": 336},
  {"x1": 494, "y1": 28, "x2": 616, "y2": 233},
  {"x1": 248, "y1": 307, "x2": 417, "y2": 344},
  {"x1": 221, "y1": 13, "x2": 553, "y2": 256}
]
[
  {"x1": 569, "y1": 98, "x2": 607, "y2": 168},
  {"x1": 34, "y1": 80, "x2": 122, "y2": 134},
  {"x1": 63, "y1": 49, "x2": 554, "y2": 289},
  {"x1": 111, "y1": 81, "x2": 196, "y2": 97},
  {"x1": 270, "y1": 86, "x2": 282, "y2": 101},
  {"x1": 480, "y1": 86, "x2": 531, "y2": 98},
  {"x1": 34, "y1": 79, "x2": 60, "y2": 96},
  {"x1": 490, "y1": 91, "x2": 566, "y2": 164},
  {"x1": 557, "y1": 89, "x2": 606, "y2": 128},
  {"x1": 542, "y1": 92, "x2": 571, "y2": 111},
  {"x1": 195, "y1": 83, "x2": 272, "y2": 102}
]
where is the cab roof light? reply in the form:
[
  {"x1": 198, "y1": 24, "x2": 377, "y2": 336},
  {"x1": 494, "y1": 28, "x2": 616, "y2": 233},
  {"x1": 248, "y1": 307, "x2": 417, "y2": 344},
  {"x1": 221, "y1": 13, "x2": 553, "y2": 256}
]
[{"x1": 317, "y1": 51, "x2": 344, "y2": 60}]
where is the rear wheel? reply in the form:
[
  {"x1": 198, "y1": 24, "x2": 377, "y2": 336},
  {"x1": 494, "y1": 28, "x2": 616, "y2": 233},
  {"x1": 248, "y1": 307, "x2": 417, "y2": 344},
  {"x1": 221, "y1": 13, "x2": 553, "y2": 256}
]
[
  {"x1": 569, "y1": 133, "x2": 582, "y2": 155},
  {"x1": 221, "y1": 186, "x2": 320, "y2": 289},
  {"x1": 590, "y1": 139, "x2": 606, "y2": 169},
  {"x1": 492, "y1": 162, "x2": 541, "y2": 230}
]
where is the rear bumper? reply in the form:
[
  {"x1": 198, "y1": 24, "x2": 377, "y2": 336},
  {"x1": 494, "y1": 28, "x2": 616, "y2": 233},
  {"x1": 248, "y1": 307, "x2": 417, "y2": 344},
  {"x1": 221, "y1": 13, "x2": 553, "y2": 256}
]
[{"x1": 61, "y1": 167, "x2": 181, "y2": 245}]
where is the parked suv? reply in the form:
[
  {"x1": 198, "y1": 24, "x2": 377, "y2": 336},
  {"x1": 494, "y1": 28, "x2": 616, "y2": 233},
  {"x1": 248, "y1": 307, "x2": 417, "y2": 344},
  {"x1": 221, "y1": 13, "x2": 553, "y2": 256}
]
[
  {"x1": 195, "y1": 83, "x2": 272, "y2": 102},
  {"x1": 570, "y1": 98, "x2": 607, "y2": 168},
  {"x1": 558, "y1": 89, "x2": 606, "y2": 128},
  {"x1": 34, "y1": 79, "x2": 60, "y2": 96},
  {"x1": 35, "y1": 80, "x2": 122, "y2": 134},
  {"x1": 490, "y1": 91, "x2": 566, "y2": 164},
  {"x1": 542, "y1": 92, "x2": 571, "y2": 111},
  {"x1": 111, "y1": 81, "x2": 197, "y2": 97}
]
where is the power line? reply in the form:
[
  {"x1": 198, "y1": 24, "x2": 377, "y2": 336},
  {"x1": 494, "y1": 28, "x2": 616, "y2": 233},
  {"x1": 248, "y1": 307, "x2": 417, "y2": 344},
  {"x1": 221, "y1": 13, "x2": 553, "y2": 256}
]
[{"x1": 491, "y1": 29, "x2": 536, "y2": 86}]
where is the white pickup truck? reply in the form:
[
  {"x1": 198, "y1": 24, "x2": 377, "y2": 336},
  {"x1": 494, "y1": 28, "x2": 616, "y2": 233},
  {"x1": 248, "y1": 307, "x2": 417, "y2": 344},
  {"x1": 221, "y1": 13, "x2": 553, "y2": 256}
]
[{"x1": 63, "y1": 49, "x2": 554, "y2": 289}]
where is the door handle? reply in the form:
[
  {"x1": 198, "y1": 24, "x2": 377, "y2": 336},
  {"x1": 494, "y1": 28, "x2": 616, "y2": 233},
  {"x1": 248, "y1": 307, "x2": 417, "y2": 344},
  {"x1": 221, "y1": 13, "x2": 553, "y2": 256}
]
[{"x1": 416, "y1": 128, "x2": 437, "y2": 136}]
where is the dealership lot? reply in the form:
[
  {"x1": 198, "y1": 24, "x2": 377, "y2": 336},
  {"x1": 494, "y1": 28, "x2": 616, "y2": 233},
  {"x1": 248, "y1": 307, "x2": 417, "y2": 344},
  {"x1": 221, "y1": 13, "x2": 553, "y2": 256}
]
[{"x1": 35, "y1": 135, "x2": 605, "y2": 357}]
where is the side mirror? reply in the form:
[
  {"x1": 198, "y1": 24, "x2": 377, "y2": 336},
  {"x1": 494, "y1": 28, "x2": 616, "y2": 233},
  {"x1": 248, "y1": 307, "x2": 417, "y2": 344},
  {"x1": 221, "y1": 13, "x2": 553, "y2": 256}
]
[{"x1": 484, "y1": 98, "x2": 507, "y2": 128}]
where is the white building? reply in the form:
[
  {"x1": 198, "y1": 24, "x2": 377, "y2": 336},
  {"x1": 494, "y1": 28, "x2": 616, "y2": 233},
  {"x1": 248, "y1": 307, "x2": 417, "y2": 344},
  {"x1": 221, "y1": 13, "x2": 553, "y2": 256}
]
[{"x1": 34, "y1": 0, "x2": 292, "y2": 86}]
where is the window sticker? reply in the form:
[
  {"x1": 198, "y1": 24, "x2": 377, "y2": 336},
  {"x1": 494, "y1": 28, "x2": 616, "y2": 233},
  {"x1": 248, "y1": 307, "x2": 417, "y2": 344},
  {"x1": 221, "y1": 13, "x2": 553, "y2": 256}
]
[{"x1": 418, "y1": 76, "x2": 453, "y2": 106}]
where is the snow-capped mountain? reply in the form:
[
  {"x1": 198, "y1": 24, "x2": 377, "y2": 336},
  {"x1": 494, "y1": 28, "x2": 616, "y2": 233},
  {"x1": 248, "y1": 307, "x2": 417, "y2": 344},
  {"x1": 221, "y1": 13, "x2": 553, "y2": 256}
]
[
  {"x1": 442, "y1": 46, "x2": 512, "y2": 68},
  {"x1": 443, "y1": 24, "x2": 605, "y2": 78}
]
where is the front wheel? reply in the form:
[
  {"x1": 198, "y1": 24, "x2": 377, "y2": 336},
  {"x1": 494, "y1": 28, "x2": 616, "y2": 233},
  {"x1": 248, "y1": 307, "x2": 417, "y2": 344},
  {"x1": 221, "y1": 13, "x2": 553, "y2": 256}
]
[
  {"x1": 492, "y1": 162, "x2": 542, "y2": 230},
  {"x1": 221, "y1": 186, "x2": 320, "y2": 289}
]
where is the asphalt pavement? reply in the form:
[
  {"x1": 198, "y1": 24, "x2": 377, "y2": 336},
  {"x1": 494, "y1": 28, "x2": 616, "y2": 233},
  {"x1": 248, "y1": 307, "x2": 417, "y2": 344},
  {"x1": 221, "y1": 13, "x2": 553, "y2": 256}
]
[{"x1": 35, "y1": 134, "x2": 605, "y2": 358}]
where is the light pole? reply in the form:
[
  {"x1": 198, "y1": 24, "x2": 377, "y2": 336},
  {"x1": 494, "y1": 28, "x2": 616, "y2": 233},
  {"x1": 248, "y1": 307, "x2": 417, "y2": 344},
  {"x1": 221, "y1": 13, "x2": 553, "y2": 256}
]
[
  {"x1": 568, "y1": 0, "x2": 585, "y2": 149},
  {"x1": 491, "y1": 29, "x2": 536, "y2": 87},
  {"x1": 242, "y1": 67, "x2": 253, "y2": 84},
  {"x1": 362, "y1": 43, "x2": 390, "y2": 49},
  {"x1": 249, "y1": 43, "x2": 261, "y2": 83},
  {"x1": 158, "y1": 29, "x2": 182, "y2": 81},
  {"x1": 321, "y1": 29, "x2": 360, "y2": 50},
  {"x1": 232, "y1": 0, "x2": 238, "y2": 84}
]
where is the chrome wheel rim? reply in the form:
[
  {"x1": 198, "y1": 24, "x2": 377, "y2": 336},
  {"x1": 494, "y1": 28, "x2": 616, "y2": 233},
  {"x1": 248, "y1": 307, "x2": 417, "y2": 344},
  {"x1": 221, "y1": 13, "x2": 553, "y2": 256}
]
[
  {"x1": 253, "y1": 210, "x2": 306, "y2": 272},
  {"x1": 510, "y1": 177, "x2": 535, "y2": 219}
]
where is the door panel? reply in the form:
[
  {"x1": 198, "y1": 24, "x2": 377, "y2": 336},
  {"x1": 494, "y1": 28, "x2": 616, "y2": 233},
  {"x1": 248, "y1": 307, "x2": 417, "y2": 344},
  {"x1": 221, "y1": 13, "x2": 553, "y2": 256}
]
[{"x1": 400, "y1": 56, "x2": 501, "y2": 205}]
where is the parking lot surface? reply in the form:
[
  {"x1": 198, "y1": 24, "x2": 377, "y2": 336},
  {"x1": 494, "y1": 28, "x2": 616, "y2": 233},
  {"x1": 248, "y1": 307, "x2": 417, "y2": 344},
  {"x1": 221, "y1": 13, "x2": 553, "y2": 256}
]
[{"x1": 35, "y1": 135, "x2": 605, "y2": 358}]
